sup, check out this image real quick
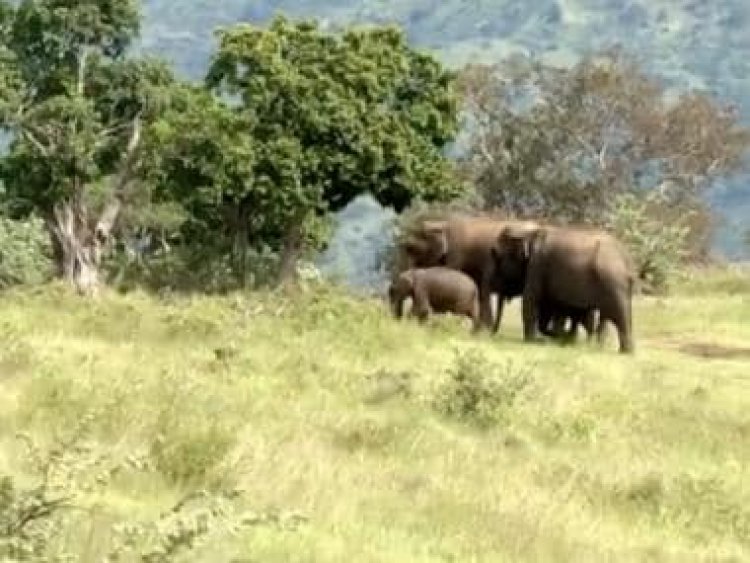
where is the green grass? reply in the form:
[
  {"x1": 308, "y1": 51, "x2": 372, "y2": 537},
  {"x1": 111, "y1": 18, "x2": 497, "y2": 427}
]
[{"x1": 1, "y1": 266, "x2": 750, "y2": 562}]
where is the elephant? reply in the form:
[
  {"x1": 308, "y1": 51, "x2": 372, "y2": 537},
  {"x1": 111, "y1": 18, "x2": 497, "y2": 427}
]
[
  {"x1": 400, "y1": 215, "x2": 539, "y2": 332},
  {"x1": 492, "y1": 224, "x2": 635, "y2": 353},
  {"x1": 387, "y1": 266, "x2": 481, "y2": 332},
  {"x1": 537, "y1": 298, "x2": 600, "y2": 343}
]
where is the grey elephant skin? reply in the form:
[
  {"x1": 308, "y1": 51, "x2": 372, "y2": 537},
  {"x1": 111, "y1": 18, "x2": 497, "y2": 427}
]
[
  {"x1": 401, "y1": 215, "x2": 539, "y2": 332},
  {"x1": 493, "y1": 224, "x2": 635, "y2": 354},
  {"x1": 537, "y1": 298, "x2": 600, "y2": 342},
  {"x1": 388, "y1": 267, "x2": 481, "y2": 332}
]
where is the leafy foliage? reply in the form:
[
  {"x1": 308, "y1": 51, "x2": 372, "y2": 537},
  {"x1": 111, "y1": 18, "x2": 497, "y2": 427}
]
[
  {"x1": 457, "y1": 50, "x2": 750, "y2": 245},
  {"x1": 206, "y1": 15, "x2": 463, "y2": 211},
  {"x1": 133, "y1": 15, "x2": 465, "y2": 287},
  {"x1": 1, "y1": 416, "x2": 305, "y2": 562},
  {"x1": 0, "y1": 0, "x2": 193, "y2": 293},
  {"x1": 136, "y1": 0, "x2": 750, "y2": 259},
  {"x1": 0, "y1": 214, "x2": 52, "y2": 289},
  {"x1": 604, "y1": 190, "x2": 693, "y2": 294},
  {"x1": 432, "y1": 349, "x2": 533, "y2": 429}
]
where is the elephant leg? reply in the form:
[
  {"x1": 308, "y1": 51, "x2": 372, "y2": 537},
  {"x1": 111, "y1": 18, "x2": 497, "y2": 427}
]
[
  {"x1": 393, "y1": 297, "x2": 405, "y2": 319},
  {"x1": 522, "y1": 293, "x2": 540, "y2": 342},
  {"x1": 554, "y1": 314, "x2": 571, "y2": 339},
  {"x1": 537, "y1": 303, "x2": 554, "y2": 338},
  {"x1": 411, "y1": 276, "x2": 432, "y2": 325},
  {"x1": 521, "y1": 270, "x2": 544, "y2": 342},
  {"x1": 604, "y1": 296, "x2": 633, "y2": 354},
  {"x1": 492, "y1": 295, "x2": 505, "y2": 334},
  {"x1": 469, "y1": 299, "x2": 482, "y2": 334},
  {"x1": 582, "y1": 310, "x2": 596, "y2": 342},
  {"x1": 478, "y1": 274, "x2": 494, "y2": 331}
]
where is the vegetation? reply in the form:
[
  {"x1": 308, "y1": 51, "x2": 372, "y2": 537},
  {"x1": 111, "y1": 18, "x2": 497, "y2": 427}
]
[
  {"x1": 0, "y1": 268, "x2": 749, "y2": 561},
  {"x1": 163, "y1": 15, "x2": 462, "y2": 285},
  {"x1": 457, "y1": 51, "x2": 749, "y2": 257},
  {"x1": 139, "y1": 0, "x2": 750, "y2": 259},
  {"x1": 1, "y1": 3, "x2": 749, "y2": 560},
  {"x1": 1, "y1": 2, "x2": 463, "y2": 294},
  {"x1": 0, "y1": 215, "x2": 52, "y2": 289},
  {"x1": 0, "y1": 0, "x2": 182, "y2": 294}
]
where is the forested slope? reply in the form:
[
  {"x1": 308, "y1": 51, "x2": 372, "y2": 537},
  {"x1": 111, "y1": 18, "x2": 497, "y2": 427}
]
[{"x1": 137, "y1": 1, "x2": 750, "y2": 260}]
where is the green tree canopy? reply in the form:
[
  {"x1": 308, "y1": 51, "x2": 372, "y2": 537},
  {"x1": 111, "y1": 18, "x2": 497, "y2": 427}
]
[
  {"x1": 0, "y1": 0, "x2": 190, "y2": 294},
  {"x1": 193, "y1": 15, "x2": 464, "y2": 280}
]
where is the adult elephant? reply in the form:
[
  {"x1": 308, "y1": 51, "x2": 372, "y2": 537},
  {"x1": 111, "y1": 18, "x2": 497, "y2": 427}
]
[
  {"x1": 492, "y1": 224, "x2": 635, "y2": 353},
  {"x1": 401, "y1": 215, "x2": 539, "y2": 331}
]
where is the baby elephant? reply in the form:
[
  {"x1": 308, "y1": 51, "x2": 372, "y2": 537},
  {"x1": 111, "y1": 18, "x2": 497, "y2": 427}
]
[
  {"x1": 388, "y1": 267, "x2": 481, "y2": 332},
  {"x1": 538, "y1": 299, "x2": 599, "y2": 342}
]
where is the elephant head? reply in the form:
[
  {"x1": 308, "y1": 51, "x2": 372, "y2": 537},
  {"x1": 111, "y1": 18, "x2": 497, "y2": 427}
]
[
  {"x1": 491, "y1": 223, "x2": 544, "y2": 281},
  {"x1": 402, "y1": 220, "x2": 448, "y2": 268},
  {"x1": 388, "y1": 270, "x2": 415, "y2": 318}
]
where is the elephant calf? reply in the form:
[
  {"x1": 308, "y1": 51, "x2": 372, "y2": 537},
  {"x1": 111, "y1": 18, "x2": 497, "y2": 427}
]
[
  {"x1": 538, "y1": 299, "x2": 599, "y2": 342},
  {"x1": 388, "y1": 267, "x2": 481, "y2": 332}
]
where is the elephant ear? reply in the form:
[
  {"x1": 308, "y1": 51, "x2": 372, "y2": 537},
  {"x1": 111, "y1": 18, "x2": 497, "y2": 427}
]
[
  {"x1": 398, "y1": 269, "x2": 416, "y2": 290},
  {"x1": 503, "y1": 226, "x2": 545, "y2": 261}
]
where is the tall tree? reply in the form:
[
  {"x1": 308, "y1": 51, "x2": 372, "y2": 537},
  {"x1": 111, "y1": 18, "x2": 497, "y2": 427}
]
[
  {"x1": 200, "y1": 15, "x2": 464, "y2": 282},
  {"x1": 0, "y1": 0, "x2": 182, "y2": 294},
  {"x1": 457, "y1": 49, "x2": 750, "y2": 257}
]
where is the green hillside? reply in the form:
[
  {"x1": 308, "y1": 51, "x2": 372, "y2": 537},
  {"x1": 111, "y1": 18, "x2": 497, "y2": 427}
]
[{"x1": 1, "y1": 267, "x2": 749, "y2": 560}]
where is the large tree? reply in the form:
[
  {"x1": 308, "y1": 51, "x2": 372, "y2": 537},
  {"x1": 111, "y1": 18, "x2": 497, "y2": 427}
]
[
  {"x1": 191, "y1": 15, "x2": 464, "y2": 282},
  {"x1": 457, "y1": 49, "x2": 750, "y2": 258},
  {"x1": 0, "y1": 0, "x2": 185, "y2": 294}
]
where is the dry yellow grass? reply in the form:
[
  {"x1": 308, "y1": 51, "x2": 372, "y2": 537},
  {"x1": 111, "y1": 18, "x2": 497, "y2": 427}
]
[{"x1": 0, "y1": 266, "x2": 749, "y2": 561}]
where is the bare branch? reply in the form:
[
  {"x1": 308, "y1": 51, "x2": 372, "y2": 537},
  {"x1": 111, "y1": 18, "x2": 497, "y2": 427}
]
[
  {"x1": 598, "y1": 142, "x2": 608, "y2": 170},
  {"x1": 22, "y1": 128, "x2": 49, "y2": 156},
  {"x1": 476, "y1": 133, "x2": 496, "y2": 166},
  {"x1": 77, "y1": 47, "x2": 89, "y2": 96},
  {"x1": 92, "y1": 122, "x2": 135, "y2": 151},
  {"x1": 94, "y1": 114, "x2": 142, "y2": 242}
]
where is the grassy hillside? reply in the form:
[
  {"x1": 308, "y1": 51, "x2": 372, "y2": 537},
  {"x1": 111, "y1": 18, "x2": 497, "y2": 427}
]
[{"x1": 1, "y1": 267, "x2": 750, "y2": 561}]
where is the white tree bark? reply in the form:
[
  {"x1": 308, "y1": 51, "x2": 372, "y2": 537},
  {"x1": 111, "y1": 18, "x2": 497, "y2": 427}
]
[{"x1": 47, "y1": 115, "x2": 142, "y2": 296}]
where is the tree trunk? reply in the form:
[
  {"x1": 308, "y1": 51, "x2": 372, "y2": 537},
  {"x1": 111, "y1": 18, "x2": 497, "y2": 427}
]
[
  {"x1": 46, "y1": 199, "x2": 105, "y2": 296},
  {"x1": 278, "y1": 220, "x2": 305, "y2": 286},
  {"x1": 44, "y1": 115, "x2": 141, "y2": 297},
  {"x1": 232, "y1": 198, "x2": 251, "y2": 288}
]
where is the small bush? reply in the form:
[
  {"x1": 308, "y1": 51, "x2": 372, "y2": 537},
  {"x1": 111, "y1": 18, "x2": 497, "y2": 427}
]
[
  {"x1": 1, "y1": 432, "x2": 297, "y2": 562},
  {"x1": 432, "y1": 349, "x2": 533, "y2": 429},
  {"x1": 106, "y1": 489, "x2": 307, "y2": 563},
  {"x1": 605, "y1": 191, "x2": 693, "y2": 294},
  {"x1": 149, "y1": 422, "x2": 236, "y2": 486},
  {"x1": 0, "y1": 215, "x2": 53, "y2": 290}
]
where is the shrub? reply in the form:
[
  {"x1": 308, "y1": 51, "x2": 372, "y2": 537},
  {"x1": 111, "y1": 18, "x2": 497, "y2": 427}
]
[
  {"x1": 106, "y1": 243, "x2": 282, "y2": 294},
  {"x1": 604, "y1": 191, "x2": 693, "y2": 294},
  {"x1": 2, "y1": 426, "x2": 302, "y2": 561},
  {"x1": 432, "y1": 349, "x2": 533, "y2": 429},
  {"x1": 0, "y1": 215, "x2": 53, "y2": 289}
]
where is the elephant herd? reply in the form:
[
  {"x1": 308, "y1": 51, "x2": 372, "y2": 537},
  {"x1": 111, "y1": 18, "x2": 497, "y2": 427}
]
[{"x1": 387, "y1": 215, "x2": 635, "y2": 354}]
